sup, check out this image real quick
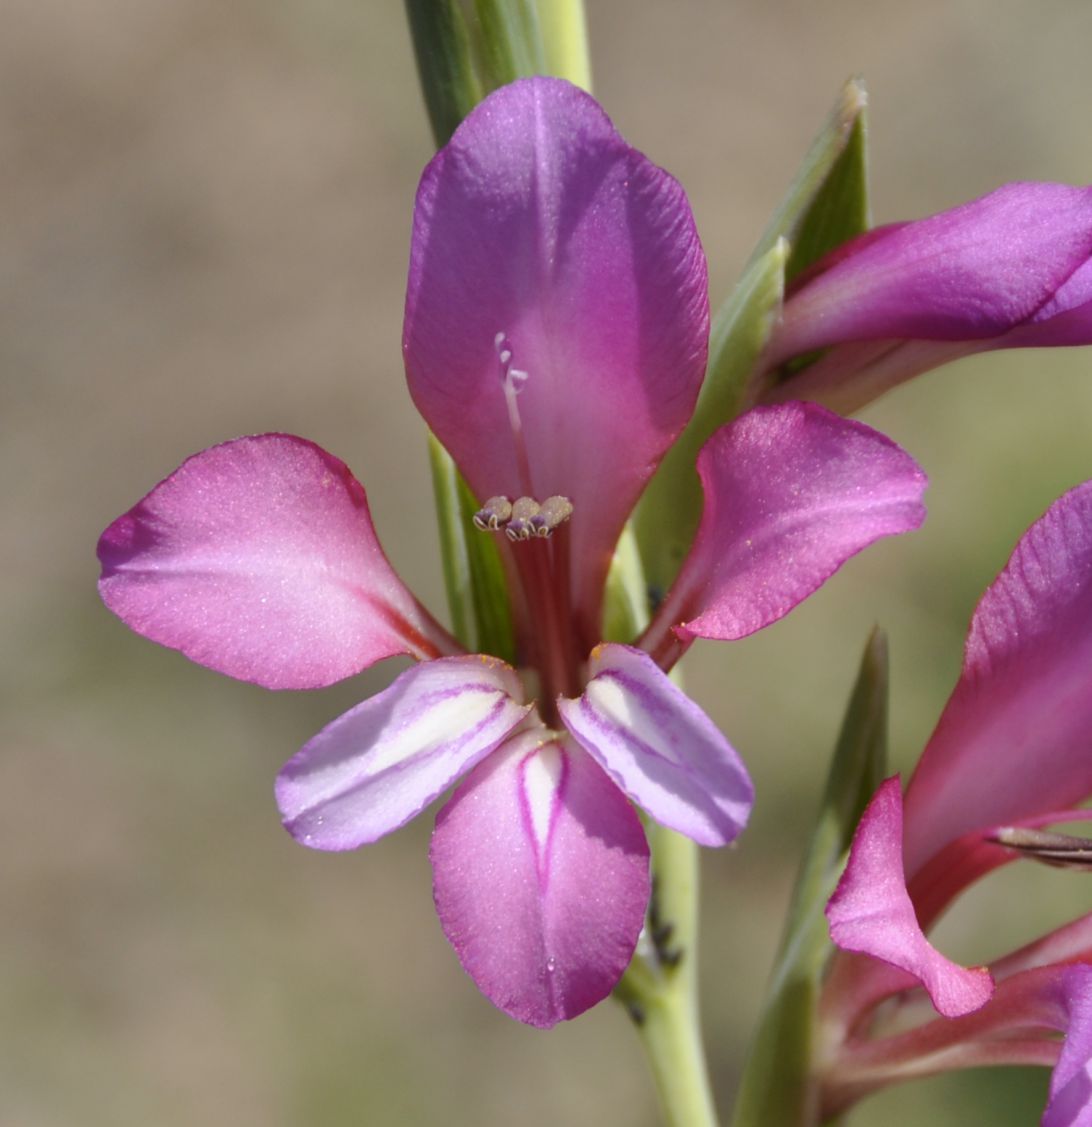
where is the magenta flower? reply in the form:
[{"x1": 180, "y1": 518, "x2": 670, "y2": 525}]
[
  {"x1": 763, "y1": 182, "x2": 1092, "y2": 413},
  {"x1": 820, "y1": 481, "x2": 1092, "y2": 1123},
  {"x1": 97, "y1": 78, "x2": 927, "y2": 1027}
]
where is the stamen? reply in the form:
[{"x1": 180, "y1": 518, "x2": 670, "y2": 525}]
[
  {"x1": 473, "y1": 495, "x2": 513, "y2": 531},
  {"x1": 474, "y1": 491, "x2": 574, "y2": 542},
  {"x1": 505, "y1": 496, "x2": 541, "y2": 541},
  {"x1": 530, "y1": 496, "x2": 574, "y2": 538},
  {"x1": 988, "y1": 827, "x2": 1092, "y2": 870}
]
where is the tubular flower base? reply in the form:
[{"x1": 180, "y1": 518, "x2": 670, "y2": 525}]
[
  {"x1": 98, "y1": 78, "x2": 927, "y2": 1027},
  {"x1": 821, "y1": 481, "x2": 1092, "y2": 1124},
  {"x1": 763, "y1": 182, "x2": 1092, "y2": 414}
]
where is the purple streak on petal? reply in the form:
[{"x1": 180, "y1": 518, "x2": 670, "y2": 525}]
[
  {"x1": 1045, "y1": 965, "x2": 1092, "y2": 1127},
  {"x1": 648, "y1": 403, "x2": 926, "y2": 646},
  {"x1": 403, "y1": 77, "x2": 709, "y2": 631},
  {"x1": 430, "y1": 731, "x2": 649, "y2": 1028},
  {"x1": 276, "y1": 657, "x2": 528, "y2": 850},
  {"x1": 557, "y1": 643, "x2": 752, "y2": 846},
  {"x1": 98, "y1": 434, "x2": 453, "y2": 689},
  {"x1": 826, "y1": 777, "x2": 995, "y2": 1019},
  {"x1": 903, "y1": 481, "x2": 1092, "y2": 876},
  {"x1": 770, "y1": 183, "x2": 1092, "y2": 364}
]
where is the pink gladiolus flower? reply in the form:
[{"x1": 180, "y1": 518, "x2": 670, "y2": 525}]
[
  {"x1": 762, "y1": 182, "x2": 1092, "y2": 413},
  {"x1": 97, "y1": 78, "x2": 927, "y2": 1027},
  {"x1": 821, "y1": 481, "x2": 1092, "y2": 1124}
]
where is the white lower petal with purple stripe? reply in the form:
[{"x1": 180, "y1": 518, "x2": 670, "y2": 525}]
[
  {"x1": 276, "y1": 656, "x2": 529, "y2": 851},
  {"x1": 558, "y1": 643, "x2": 753, "y2": 847}
]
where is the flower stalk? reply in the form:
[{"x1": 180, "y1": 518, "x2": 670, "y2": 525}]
[
  {"x1": 626, "y1": 823, "x2": 719, "y2": 1127},
  {"x1": 537, "y1": 0, "x2": 592, "y2": 90}
]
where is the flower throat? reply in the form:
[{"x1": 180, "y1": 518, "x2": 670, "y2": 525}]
[{"x1": 471, "y1": 333, "x2": 579, "y2": 710}]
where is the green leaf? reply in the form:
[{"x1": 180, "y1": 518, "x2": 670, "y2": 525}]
[
  {"x1": 601, "y1": 522, "x2": 650, "y2": 643},
  {"x1": 407, "y1": 0, "x2": 585, "y2": 146},
  {"x1": 633, "y1": 239, "x2": 788, "y2": 601},
  {"x1": 783, "y1": 627, "x2": 888, "y2": 943},
  {"x1": 634, "y1": 79, "x2": 869, "y2": 612},
  {"x1": 404, "y1": 0, "x2": 483, "y2": 147},
  {"x1": 428, "y1": 435, "x2": 516, "y2": 662},
  {"x1": 747, "y1": 76, "x2": 870, "y2": 282},
  {"x1": 729, "y1": 629, "x2": 888, "y2": 1127}
]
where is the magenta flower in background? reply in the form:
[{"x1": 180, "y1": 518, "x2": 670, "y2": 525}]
[
  {"x1": 820, "y1": 481, "x2": 1092, "y2": 1124},
  {"x1": 97, "y1": 78, "x2": 927, "y2": 1027},
  {"x1": 762, "y1": 182, "x2": 1092, "y2": 413}
]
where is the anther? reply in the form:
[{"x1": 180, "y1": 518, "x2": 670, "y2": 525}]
[
  {"x1": 530, "y1": 496, "x2": 574, "y2": 538},
  {"x1": 475, "y1": 492, "x2": 575, "y2": 541},
  {"x1": 505, "y1": 496, "x2": 541, "y2": 541},
  {"x1": 473, "y1": 495, "x2": 513, "y2": 531}
]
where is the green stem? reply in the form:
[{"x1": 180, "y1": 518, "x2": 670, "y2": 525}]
[
  {"x1": 538, "y1": 0, "x2": 592, "y2": 90},
  {"x1": 617, "y1": 825, "x2": 719, "y2": 1127}
]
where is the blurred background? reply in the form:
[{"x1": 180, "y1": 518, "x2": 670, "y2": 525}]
[{"x1": 4, "y1": 1, "x2": 1091, "y2": 1124}]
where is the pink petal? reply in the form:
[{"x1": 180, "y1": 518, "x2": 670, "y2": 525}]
[
  {"x1": 98, "y1": 435, "x2": 453, "y2": 689},
  {"x1": 403, "y1": 77, "x2": 708, "y2": 632},
  {"x1": 275, "y1": 657, "x2": 530, "y2": 850},
  {"x1": 826, "y1": 777, "x2": 995, "y2": 1019},
  {"x1": 557, "y1": 643, "x2": 752, "y2": 846},
  {"x1": 903, "y1": 481, "x2": 1092, "y2": 875},
  {"x1": 430, "y1": 730, "x2": 650, "y2": 1028},
  {"x1": 770, "y1": 182, "x2": 1092, "y2": 361},
  {"x1": 648, "y1": 403, "x2": 926, "y2": 646},
  {"x1": 1045, "y1": 965, "x2": 1092, "y2": 1127}
]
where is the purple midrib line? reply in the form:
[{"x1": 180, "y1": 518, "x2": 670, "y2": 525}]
[
  {"x1": 576, "y1": 670, "x2": 693, "y2": 776},
  {"x1": 516, "y1": 744, "x2": 570, "y2": 894}
]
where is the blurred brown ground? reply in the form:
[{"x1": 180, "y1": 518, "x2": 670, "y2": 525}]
[{"x1": 3, "y1": 2, "x2": 1091, "y2": 1124}]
